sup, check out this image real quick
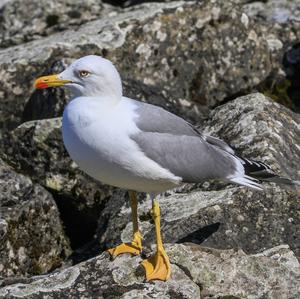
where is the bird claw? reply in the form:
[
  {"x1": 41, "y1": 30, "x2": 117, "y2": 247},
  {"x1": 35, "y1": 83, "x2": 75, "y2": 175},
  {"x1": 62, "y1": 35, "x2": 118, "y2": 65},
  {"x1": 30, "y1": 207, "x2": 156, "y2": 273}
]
[
  {"x1": 141, "y1": 249, "x2": 171, "y2": 281},
  {"x1": 107, "y1": 231, "x2": 143, "y2": 259}
]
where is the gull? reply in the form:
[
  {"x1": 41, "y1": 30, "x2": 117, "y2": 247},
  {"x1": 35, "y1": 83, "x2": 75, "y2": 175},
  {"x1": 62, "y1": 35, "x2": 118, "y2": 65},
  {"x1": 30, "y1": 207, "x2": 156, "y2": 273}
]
[{"x1": 34, "y1": 55, "x2": 297, "y2": 281}]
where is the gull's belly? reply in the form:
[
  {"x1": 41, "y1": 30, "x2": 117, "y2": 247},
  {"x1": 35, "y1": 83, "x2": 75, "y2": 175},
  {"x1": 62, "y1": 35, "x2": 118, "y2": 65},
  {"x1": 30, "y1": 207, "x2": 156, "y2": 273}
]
[
  {"x1": 62, "y1": 98, "x2": 180, "y2": 193},
  {"x1": 62, "y1": 124, "x2": 177, "y2": 192}
]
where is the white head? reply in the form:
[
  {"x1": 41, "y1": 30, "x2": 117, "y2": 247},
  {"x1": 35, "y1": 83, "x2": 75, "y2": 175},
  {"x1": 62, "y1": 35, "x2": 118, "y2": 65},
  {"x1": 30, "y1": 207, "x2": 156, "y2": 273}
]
[{"x1": 35, "y1": 55, "x2": 122, "y2": 101}]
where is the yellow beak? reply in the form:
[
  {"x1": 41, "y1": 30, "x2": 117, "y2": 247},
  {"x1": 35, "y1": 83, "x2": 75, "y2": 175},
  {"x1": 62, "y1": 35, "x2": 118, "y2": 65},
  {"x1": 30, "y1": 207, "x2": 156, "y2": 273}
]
[{"x1": 34, "y1": 74, "x2": 72, "y2": 89}]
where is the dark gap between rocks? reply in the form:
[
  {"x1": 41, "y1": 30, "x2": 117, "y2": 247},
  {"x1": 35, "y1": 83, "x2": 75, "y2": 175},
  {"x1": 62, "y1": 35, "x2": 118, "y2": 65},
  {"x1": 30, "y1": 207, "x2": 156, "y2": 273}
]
[
  {"x1": 46, "y1": 15, "x2": 59, "y2": 27},
  {"x1": 69, "y1": 239, "x2": 103, "y2": 265},
  {"x1": 50, "y1": 191, "x2": 104, "y2": 252},
  {"x1": 102, "y1": 0, "x2": 168, "y2": 8},
  {"x1": 217, "y1": 90, "x2": 249, "y2": 108},
  {"x1": 103, "y1": 0, "x2": 195, "y2": 8}
]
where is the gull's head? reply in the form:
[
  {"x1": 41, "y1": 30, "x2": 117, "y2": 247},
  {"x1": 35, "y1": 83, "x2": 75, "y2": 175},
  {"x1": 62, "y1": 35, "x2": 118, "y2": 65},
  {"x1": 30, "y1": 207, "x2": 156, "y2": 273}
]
[{"x1": 34, "y1": 55, "x2": 122, "y2": 99}]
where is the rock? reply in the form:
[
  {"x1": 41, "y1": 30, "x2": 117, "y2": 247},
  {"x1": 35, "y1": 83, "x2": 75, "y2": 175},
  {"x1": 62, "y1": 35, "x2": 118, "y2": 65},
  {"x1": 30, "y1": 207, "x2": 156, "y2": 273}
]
[
  {"x1": 169, "y1": 244, "x2": 300, "y2": 299},
  {"x1": 242, "y1": 0, "x2": 300, "y2": 111},
  {"x1": 243, "y1": 0, "x2": 300, "y2": 24},
  {"x1": 204, "y1": 93, "x2": 300, "y2": 180},
  {"x1": 0, "y1": 158, "x2": 71, "y2": 278},
  {"x1": 98, "y1": 93, "x2": 300, "y2": 259},
  {"x1": 0, "y1": 0, "x2": 270, "y2": 135},
  {"x1": 0, "y1": 118, "x2": 124, "y2": 251},
  {"x1": 100, "y1": 184, "x2": 300, "y2": 258},
  {"x1": 282, "y1": 42, "x2": 300, "y2": 109},
  {"x1": 0, "y1": 243, "x2": 298, "y2": 299},
  {"x1": 0, "y1": 0, "x2": 109, "y2": 48}
]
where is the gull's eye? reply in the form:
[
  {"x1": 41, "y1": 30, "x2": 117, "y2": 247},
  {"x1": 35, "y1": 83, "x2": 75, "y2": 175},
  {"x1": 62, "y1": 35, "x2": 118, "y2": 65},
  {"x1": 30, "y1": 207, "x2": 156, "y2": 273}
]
[{"x1": 79, "y1": 70, "x2": 90, "y2": 78}]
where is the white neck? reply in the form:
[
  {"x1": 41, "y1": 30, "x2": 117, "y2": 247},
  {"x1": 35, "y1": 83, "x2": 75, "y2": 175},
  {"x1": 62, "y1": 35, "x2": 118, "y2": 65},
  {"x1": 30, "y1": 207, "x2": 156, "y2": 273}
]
[{"x1": 70, "y1": 95, "x2": 122, "y2": 107}]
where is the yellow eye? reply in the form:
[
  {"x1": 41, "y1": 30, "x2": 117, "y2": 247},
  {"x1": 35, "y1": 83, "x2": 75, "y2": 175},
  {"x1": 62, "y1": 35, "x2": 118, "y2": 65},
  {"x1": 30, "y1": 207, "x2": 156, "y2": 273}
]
[{"x1": 79, "y1": 70, "x2": 90, "y2": 78}]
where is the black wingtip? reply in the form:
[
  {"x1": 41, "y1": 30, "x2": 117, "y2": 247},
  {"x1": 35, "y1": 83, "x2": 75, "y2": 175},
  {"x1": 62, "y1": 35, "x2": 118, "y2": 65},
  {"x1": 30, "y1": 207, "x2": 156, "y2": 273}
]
[
  {"x1": 239, "y1": 157, "x2": 300, "y2": 190},
  {"x1": 239, "y1": 157, "x2": 276, "y2": 178}
]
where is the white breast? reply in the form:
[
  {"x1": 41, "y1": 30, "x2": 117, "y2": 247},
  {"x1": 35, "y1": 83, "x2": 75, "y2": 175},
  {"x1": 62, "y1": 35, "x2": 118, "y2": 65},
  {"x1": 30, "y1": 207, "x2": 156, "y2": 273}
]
[{"x1": 62, "y1": 97, "x2": 180, "y2": 193}]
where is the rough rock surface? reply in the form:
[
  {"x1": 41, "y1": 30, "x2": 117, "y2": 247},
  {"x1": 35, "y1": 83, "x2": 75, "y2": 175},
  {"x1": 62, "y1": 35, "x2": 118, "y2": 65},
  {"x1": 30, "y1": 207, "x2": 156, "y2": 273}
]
[
  {"x1": 0, "y1": 244, "x2": 299, "y2": 299},
  {"x1": 243, "y1": 0, "x2": 300, "y2": 111},
  {"x1": 98, "y1": 93, "x2": 300, "y2": 258},
  {"x1": 243, "y1": 0, "x2": 300, "y2": 62},
  {"x1": 204, "y1": 93, "x2": 300, "y2": 180},
  {"x1": 244, "y1": 0, "x2": 300, "y2": 24},
  {"x1": 0, "y1": 0, "x2": 270, "y2": 134},
  {"x1": 0, "y1": 118, "x2": 124, "y2": 250},
  {"x1": 0, "y1": 0, "x2": 108, "y2": 48},
  {"x1": 0, "y1": 158, "x2": 71, "y2": 278},
  {"x1": 101, "y1": 182, "x2": 300, "y2": 258}
]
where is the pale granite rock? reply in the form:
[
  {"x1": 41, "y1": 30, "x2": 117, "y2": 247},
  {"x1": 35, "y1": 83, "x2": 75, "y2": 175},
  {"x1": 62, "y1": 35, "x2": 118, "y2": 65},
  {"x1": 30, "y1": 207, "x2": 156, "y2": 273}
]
[{"x1": 0, "y1": 244, "x2": 298, "y2": 299}]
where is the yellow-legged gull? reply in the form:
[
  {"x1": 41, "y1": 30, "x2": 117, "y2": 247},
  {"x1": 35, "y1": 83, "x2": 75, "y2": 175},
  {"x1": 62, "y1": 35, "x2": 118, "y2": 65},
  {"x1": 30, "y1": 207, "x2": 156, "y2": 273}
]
[{"x1": 34, "y1": 55, "x2": 298, "y2": 281}]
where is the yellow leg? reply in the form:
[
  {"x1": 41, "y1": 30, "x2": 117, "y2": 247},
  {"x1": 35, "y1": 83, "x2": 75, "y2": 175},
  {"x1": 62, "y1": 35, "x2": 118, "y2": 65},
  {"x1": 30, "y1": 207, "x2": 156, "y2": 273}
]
[
  {"x1": 141, "y1": 200, "x2": 171, "y2": 281},
  {"x1": 107, "y1": 191, "x2": 143, "y2": 259}
]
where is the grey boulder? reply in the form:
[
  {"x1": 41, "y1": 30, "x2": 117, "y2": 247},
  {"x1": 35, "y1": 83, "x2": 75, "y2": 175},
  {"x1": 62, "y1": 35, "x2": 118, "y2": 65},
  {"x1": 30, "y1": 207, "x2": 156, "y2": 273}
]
[
  {"x1": 0, "y1": 0, "x2": 270, "y2": 134},
  {"x1": 0, "y1": 244, "x2": 298, "y2": 299},
  {"x1": 0, "y1": 158, "x2": 71, "y2": 278},
  {"x1": 0, "y1": 0, "x2": 108, "y2": 48},
  {"x1": 203, "y1": 93, "x2": 300, "y2": 181},
  {"x1": 242, "y1": 0, "x2": 300, "y2": 111}
]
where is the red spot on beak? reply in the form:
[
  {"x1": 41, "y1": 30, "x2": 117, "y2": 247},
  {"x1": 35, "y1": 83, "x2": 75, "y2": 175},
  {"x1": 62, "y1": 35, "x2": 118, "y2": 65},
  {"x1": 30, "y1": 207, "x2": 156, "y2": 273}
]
[
  {"x1": 35, "y1": 82, "x2": 49, "y2": 89},
  {"x1": 34, "y1": 74, "x2": 71, "y2": 89}
]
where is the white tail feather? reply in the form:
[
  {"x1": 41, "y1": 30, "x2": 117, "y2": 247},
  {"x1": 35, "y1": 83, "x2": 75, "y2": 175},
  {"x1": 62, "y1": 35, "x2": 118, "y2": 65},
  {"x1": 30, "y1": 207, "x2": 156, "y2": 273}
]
[
  {"x1": 229, "y1": 156, "x2": 299, "y2": 191},
  {"x1": 229, "y1": 176, "x2": 263, "y2": 190}
]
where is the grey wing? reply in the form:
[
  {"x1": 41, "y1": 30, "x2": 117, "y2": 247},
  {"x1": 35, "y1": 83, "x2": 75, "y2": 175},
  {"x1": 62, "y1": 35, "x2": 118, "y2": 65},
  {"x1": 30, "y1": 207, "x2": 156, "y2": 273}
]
[
  {"x1": 132, "y1": 99, "x2": 201, "y2": 137},
  {"x1": 131, "y1": 131, "x2": 239, "y2": 183},
  {"x1": 132, "y1": 98, "x2": 236, "y2": 155}
]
